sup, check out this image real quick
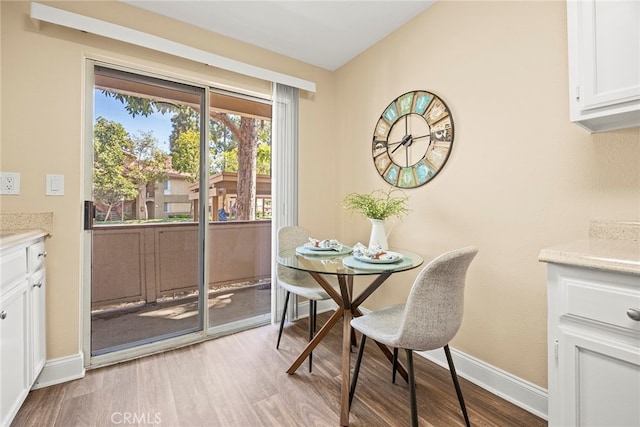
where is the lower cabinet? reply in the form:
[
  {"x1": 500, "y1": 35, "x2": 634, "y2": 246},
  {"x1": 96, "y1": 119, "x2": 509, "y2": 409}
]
[
  {"x1": 547, "y1": 264, "x2": 640, "y2": 426},
  {"x1": 558, "y1": 328, "x2": 639, "y2": 426},
  {"x1": 0, "y1": 236, "x2": 47, "y2": 427},
  {"x1": 0, "y1": 282, "x2": 29, "y2": 427}
]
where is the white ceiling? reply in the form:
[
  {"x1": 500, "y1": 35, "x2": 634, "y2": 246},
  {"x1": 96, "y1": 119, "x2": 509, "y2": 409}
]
[{"x1": 123, "y1": 1, "x2": 435, "y2": 71}]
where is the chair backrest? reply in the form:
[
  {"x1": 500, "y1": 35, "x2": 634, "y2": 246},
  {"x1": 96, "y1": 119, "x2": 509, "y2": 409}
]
[
  {"x1": 277, "y1": 226, "x2": 311, "y2": 282},
  {"x1": 396, "y1": 246, "x2": 478, "y2": 351}
]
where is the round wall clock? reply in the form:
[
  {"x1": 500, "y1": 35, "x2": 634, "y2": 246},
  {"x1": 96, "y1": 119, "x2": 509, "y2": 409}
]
[{"x1": 372, "y1": 90, "x2": 454, "y2": 188}]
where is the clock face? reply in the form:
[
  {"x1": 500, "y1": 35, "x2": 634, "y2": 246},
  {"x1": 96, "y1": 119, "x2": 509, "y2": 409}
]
[{"x1": 372, "y1": 91, "x2": 454, "y2": 188}]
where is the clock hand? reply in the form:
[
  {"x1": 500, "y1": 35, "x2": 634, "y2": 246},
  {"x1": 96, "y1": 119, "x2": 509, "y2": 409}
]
[
  {"x1": 391, "y1": 134, "x2": 413, "y2": 154},
  {"x1": 412, "y1": 134, "x2": 431, "y2": 141},
  {"x1": 391, "y1": 143, "x2": 403, "y2": 154}
]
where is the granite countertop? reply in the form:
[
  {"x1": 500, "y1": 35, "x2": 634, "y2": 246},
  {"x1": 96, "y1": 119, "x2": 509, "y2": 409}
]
[
  {"x1": 0, "y1": 212, "x2": 53, "y2": 251},
  {"x1": 539, "y1": 220, "x2": 640, "y2": 276}
]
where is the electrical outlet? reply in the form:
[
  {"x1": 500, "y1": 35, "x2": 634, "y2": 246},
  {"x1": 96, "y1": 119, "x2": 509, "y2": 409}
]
[{"x1": 0, "y1": 172, "x2": 21, "y2": 195}]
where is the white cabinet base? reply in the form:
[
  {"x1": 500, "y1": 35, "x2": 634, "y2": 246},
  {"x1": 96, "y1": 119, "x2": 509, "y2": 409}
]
[
  {"x1": 0, "y1": 236, "x2": 47, "y2": 427},
  {"x1": 0, "y1": 284, "x2": 29, "y2": 427},
  {"x1": 559, "y1": 328, "x2": 639, "y2": 426},
  {"x1": 547, "y1": 264, "x2": 640, "y2": 426}
]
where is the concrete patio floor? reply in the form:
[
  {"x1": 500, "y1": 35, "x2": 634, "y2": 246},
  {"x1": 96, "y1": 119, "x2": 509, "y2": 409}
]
[{"x1": 91, "y1": 281, "x2": 271, "y2": 353}]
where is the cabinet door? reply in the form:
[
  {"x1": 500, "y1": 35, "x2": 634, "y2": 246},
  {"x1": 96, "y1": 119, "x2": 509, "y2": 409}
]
[
  {"x1": 573, "y1": 0, "x2": 640, "y2": 110},
  {"x1": 30, "y1": 268, "x2": 46, "y2": 384},
  {"x1": 0, "y1": 283, "x2": 29, "y2": 427},
  {"x1": 559, "y1": 328, "x2": 640, "y2": 426}
]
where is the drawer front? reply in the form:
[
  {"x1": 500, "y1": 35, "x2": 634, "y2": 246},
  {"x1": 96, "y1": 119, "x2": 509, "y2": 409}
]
[
  {"x1": 1, "y1": 248, "x2": 27, "y2": 293},
  {"x1": 28, "y1": 240, "x2": 46, "y2": 272},
  {"x1": 564, "y1": 279, "x2": 640, "y2": 332}
]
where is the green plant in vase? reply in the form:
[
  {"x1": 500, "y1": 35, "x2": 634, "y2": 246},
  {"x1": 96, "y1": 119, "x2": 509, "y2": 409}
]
[{"x1": 342, "y1": 188, "x2": 409, "y2": 250}]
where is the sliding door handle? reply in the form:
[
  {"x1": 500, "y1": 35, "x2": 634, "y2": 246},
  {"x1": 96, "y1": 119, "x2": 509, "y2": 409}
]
[{"x1": 84, "y1": 200, "x2": 95, "y2": 230}]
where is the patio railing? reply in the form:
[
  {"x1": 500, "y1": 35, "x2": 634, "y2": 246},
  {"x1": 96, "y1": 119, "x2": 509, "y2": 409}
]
[{"x1": 91, "y1": 220, "x2": 271, "y2": 309}]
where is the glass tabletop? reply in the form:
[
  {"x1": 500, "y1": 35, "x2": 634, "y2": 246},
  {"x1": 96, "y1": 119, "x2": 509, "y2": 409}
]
[{"x1": 277, "y1": 247, "x2": 424, "y2": 276}]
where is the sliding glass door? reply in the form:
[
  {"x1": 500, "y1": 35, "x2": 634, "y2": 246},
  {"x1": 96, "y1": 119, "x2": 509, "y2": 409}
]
[
  {"x1": 89, "y1": 65, "x2": 207, "y2": 355},
  {"x1": 206, "y1": 91, "x2": 273, "y2": 332},
  {"x1": 86, "y1": 64, "x2": 272, "y2": 361}
]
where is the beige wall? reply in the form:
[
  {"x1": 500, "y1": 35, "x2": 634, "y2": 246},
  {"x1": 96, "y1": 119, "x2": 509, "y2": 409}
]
[
  {"x1": 1, "y1": 0, "x2": 638, "y2": 392},
  {"x1": 334, "y1": 0, "x2": 639, "y2": 388}
]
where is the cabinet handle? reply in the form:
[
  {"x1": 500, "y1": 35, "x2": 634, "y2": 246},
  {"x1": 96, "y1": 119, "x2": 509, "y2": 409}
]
[
  {"x1": 627, "y1": 308, "x2": 640, "y2": 321},
  {"x1": 0, "y1": 311, "x2": 6, "y2": 320},
  {"x1": 33, "y1": 281, "x2": 43, "y2": 288},
  {"x1": 38, "y1": 251, "x2": 47, "y2": 259}
]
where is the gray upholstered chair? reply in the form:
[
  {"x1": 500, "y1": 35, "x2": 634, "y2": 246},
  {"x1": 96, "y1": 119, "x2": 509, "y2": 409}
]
[
  {"x1": 276, "y1": 226, "x2": 339, "y2": 371},
  {"x1": 349, "y1": 246, "x2": 478, "y2": 427}
]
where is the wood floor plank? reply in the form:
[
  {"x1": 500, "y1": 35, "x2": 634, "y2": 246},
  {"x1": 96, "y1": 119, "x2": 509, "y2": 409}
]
[
  {"x1": 14, "y1": 311, "x2": 547, "y2": 427},
  {"x1": 9, "y1": 383, "x2": 66, "y2": 426},
  {"x1": 135, "y1": 353, "x2": 179, "y2": 426}
]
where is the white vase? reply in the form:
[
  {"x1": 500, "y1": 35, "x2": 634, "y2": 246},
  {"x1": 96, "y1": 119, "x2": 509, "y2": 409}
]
[{"x1": 368, "y1": 218, "x2": 390, "y2": 250}]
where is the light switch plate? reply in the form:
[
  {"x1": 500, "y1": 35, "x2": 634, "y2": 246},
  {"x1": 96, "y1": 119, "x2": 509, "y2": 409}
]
[
  {"x1": 46, "y1": 174, "x2": 64, "y2": 196},
  {"x1": 0, "y1": 172, "x2": 20, "y2": 195}
]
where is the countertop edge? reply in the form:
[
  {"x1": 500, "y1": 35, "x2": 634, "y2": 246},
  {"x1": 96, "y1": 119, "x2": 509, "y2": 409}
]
[
  {"x1": 0, "y1": 229, "x2": 49, "y2": 251},
  {"x1": 539, "y1": 238, "x2": 640, "y2": 276},
  {"x1": 539, "y1": 249, "x2": 640, "y2": 276}
]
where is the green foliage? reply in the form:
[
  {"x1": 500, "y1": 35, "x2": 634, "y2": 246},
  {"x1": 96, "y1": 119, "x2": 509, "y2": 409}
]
[
  {"x1": 127, "y1": 130, "x2": 169, "y2": 186},
  {"x1": 93, "y1": 117, "x2": 169, "y2": 221},
  {"x1": 210, "y1": 114, "x2": 239, "y2": 153},
  {"x1": 256, "y1": 144, "x2": 271, "y2": 175},
  {"x1": 101, "y1": 91, "x2": 175, "y2": 118},
  {"x1": 342, "y1": 188, "x2": 410, "y2": 220},
  {"x1": 101, "y1": 91, "x2": 273, "y2": 180},
  {"x1": 256, "y1": 119, "x2": 271, "y2": 146},
  {"x1": 171, "y1": 129, "x2": 200, "y2": 181},
  {"x1": 93, "y1": 117, "x2": 138, "y2": 205},
  {"x1": 217, "y1": 148, "x2": 238, "y2": 172},
  {"x1": 212, "y1": 144, "x2": 271, "y2": 175},
  {"x1": 169, "y1": 106, "x2": 200, "y2": 151}
]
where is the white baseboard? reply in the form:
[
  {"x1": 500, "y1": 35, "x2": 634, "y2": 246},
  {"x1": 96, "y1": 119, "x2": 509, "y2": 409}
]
[
  {"x1": 32, "y1": 352, "x2": 86, "y2": 389},
  {"x1": 418, "y1": 347, "x2": 548, "y2": 420},
  {"x1": 315, "y1": 299, "x2": 338, "y2": 315},
  {"x1": 289, "y1": 298, "x2": 337, "y2": 320}
]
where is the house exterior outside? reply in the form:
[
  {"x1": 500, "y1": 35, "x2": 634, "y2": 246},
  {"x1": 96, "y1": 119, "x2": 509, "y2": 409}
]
[{"x1": 149, "y1": 172, "x2": 192, "y2": 220}]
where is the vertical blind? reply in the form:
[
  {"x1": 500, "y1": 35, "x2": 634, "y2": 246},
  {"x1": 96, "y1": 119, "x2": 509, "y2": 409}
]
[{"x1": 271, "y1": 83, "x2": 299, "y2": 323}]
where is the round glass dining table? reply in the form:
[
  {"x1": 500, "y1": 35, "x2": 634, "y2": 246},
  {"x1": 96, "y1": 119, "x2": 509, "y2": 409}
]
[
  {"x1": 277, "y1": 247, "x2": 424, "y2": 426},
  {"x1": 277, "y1": 247, "x2": 424, "y2": 277}
]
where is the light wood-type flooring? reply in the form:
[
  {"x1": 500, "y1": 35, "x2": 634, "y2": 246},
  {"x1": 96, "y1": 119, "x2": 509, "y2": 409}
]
[{"x1": 14, "y1": 312, "x2": 547, "y2": 427}]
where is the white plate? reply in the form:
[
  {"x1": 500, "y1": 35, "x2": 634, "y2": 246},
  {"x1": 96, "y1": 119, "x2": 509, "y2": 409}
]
[
  {"x1": 304, "y1": 243, "x2": 336, "y2": 251},
  {"x1": 354, "y1": 251, "x2": 403, "y2": 264}
]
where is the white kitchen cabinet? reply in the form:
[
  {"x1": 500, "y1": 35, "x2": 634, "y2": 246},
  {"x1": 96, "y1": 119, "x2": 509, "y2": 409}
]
[
  {"x1": 546, "y1": 264, "x2": 640, "y2": 426},
  {"x1": 567, "y1": 0, "x2": 640, "y2": 132},
  {"x1": 0, "y1": 280, "x2": 29, "y2": 427},
  {"x1": 0, "y1": 234, "x2": 47, "y2": 427}
]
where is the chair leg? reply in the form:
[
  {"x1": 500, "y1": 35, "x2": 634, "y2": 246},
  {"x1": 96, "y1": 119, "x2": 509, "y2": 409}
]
[
  {"x1": 444, "y1": 345, "x2": 470, "y2": 427},
  {"x1": 349, "y1": 334, "x2": 367, "y2": 408},
  {"x1": 308, "y1": 300, "x2": 316, "y2": 372},
  {"x1": 406, "y1": 349, "x2": 418, "y2": 427},
  {"x1": 276, "y1": 291, "x2": 290, "y2": 349},
  {"x1": 392, "y1": 347, "x2": 399, "y2": 384}
]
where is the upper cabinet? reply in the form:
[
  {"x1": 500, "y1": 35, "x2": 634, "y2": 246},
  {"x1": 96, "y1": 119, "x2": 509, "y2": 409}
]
[{"x1": 567, "y1": 0, "x2": 640, "y2": 132}]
